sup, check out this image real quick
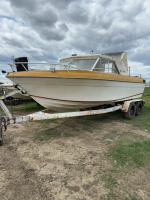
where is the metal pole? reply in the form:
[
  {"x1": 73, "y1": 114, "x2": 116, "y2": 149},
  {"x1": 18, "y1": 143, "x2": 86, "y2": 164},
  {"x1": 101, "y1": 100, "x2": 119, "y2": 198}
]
[
  {"x1": 0, "y1": 100, "x2": 13, "y2": 118},
  {"x1": 129, "y1": 66, "x2": 130, "y2": 76}
]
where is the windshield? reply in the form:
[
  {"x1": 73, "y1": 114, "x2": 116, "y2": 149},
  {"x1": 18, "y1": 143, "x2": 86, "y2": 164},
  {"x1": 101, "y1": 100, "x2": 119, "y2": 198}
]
[
  {"x1": 56, "y1": 60, "x2": 70, "y2": 70},
  {"x1": 58, "y1": 58, "x2": 97, "y2": 71}
]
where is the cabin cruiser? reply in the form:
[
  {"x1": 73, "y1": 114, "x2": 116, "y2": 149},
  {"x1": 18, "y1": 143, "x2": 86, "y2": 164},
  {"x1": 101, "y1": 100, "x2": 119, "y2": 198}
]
[{"x1": 6, "y1": 52, "x2": 145, "y2": 111}]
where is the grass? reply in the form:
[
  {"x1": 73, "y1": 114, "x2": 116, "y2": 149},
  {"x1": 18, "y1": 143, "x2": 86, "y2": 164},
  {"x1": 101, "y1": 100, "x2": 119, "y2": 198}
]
[
  {"x1": 103, "y1": 130, "x2": 119, "y2": 141},
  {"x1": 3, "y1": 88, "x2": 149, "y2": 199},
  {"x1": 122, "y1": 196, "x2": 140, "y2": 200},
  {"x1": 86, "y1": 115, "x2": 109, "y2": 122},
  {"x1": 109, "y1": 87, "x2": 150, "y2": 132},
  {"x1": 62, "y1": 175, "x2": 69, "y2": 188},
  {"x1": 25, "y1": 88, "x2": 150, "y2": 146},
  {"x1": 100, "y1": 87, "x2": 150, "y2": 199},
  {"x1": 127, "y1": 111, "x2": 150, "y2": 132},
  {"x1": 102, "y1": 174, "x2": 118, "y2": 189},
  {"x1": 110, "y1": 139, "x2": 150, "y2": 167},
  {"x1": 12, "y1": 102, "x2": 44, "y2": 112},
  {"x1": 35, "y1": 89, "x2": 150, "y2": 199},
  {"x1": 142, "y1": 87, "x2": 150, "y2": 110},
  {"x1": 37, "y1": 127, "x2": 61, "y2": 141},
  {"x1": 35, "y1": 114, "x2": 110, "y2": 141},
  {"x1": 35, "y1": 117, "x2": 85, "y2": 140},
  {"x1": 34, "y1": 113, "x2": 109, "y2": 140},
  {"x1": 107, "y1": 191, "x2": 118, "y2": 200},
  {"x1": 124, "y1": 94, "x2": 150, "y2": 131}
]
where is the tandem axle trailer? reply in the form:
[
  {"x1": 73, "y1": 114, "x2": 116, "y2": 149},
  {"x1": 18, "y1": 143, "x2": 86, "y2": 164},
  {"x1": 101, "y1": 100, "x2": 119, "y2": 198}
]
[{"x1": 0, "y1": 95, "x2": 144, "y2": 146}]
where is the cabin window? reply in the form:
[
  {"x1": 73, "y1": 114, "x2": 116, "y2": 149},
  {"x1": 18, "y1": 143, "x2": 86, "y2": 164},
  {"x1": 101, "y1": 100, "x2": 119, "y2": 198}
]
[
  {"x1": 58, "y1": 58, "x2": 97, "y2": 70},
  {"x1": 93, "y1": 58, "x2": 118, "y2": 74}
]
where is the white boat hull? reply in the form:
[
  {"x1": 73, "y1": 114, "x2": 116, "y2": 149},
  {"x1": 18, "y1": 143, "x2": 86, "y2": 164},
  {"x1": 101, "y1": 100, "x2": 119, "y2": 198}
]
[{"x1": 8, "y1": 77, "x2": 145, "y2": 111}]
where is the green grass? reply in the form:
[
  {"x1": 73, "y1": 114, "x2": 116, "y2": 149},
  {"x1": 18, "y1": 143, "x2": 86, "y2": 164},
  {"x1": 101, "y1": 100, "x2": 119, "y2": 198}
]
[
  {"x1": 36, "y1": 127, "x2": 80, "y2": 141},
  {"x1": 32, "y1": 88, "x2": 150, "y2": 144},
  {"x1": 35, "y1": 115, "x2": 105, "y2": 141},
  {"x1": 35, "y1": 118, "x2": 83, "y2": 140},
  {"x1": 107, "y1": 191, "x2": 118, "y2": 200},
  {"x1": 110, "y1": 139, "x2": 150, "y2": 167},
  {"x1": 12, "y1": 102, "x2": 44, "y2": 112},
  {"x1": 86, "y1": 115, "x2": 109, "y2": 122},
  {"x1": 143, "y1": 87, "x2": 150, "y2": 110},
  {"x1": 103, "y1": 130, "x2": 119, "y2": 141},
  {"x1": 102, "y1": 174, "x2": 118, "y2": 189},
  {"x1": 121, "y1": 193, "x2": 143, "y2": 200},
  {"x1": 123, "y1": 87, "x2": 150, "y2": 132},
  {"x1": 123, "y1": 197, "x2": 138, "y2": 200},
  {"x1": 62, "y1": 175, "x2": 69, "y2": 188},
  {"x1": 101, "y1": 174, "x2": 119, "y2": 199},
  {"x1": 107, "y1": 87, "x2": 150, "y2": 132},
  {"x1": 37, "y1": 127, "x2": 61, "y2": 141},
  {"x1": 4, "y1": 88, "x2": 149, "y2": 200}
]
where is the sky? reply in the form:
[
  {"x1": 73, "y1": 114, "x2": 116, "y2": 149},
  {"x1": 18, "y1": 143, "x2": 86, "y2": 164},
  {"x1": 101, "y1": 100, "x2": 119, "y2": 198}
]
[{"x1": 0, "y1": 0, "x2": 150, "y2": 83}]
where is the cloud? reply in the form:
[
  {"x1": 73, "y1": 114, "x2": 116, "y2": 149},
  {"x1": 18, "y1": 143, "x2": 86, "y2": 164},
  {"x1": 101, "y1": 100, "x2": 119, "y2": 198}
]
[
  {"x1": 0, "y1": 0, "x2": 150, "y2": 81},
  {"x1": 48, "y1": 0, "x2": 76, "y2": 9},
  {"x1": 129, "y1": 60, "x2": 150, "y2": 78},
  {"x1": 5, "y1": 0, "x2": 70, "y2": 41},
  {"x1": 28, "y1": 9, "x2": 58, "y2": 28},
  {"x1": 6, "y1": 0, "x2": 38, "y2": 11},
  {"x1": 66, "y1": 3, "x2": 89, "y2": 24}
]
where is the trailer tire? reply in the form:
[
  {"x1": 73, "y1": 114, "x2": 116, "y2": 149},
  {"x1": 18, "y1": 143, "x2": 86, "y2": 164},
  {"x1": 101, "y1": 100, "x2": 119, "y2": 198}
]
[
  {"x1": 124, "y1": 102, "x2": 136, "y2": 120},
  {"x1": 135, "y1": 101, "x2": 142, "y2": 116},
  {"x1": 0, "y1": 139, "x2": 3, "y2": 146},
  {"x1": 13, "y1": 100, "x2": 18, "y2": 106}
]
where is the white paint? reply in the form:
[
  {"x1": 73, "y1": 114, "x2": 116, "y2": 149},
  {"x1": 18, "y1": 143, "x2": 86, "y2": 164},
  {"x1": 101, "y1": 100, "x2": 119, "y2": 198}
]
[{"x1": 8, "y1": 76, "x2": 145, "y2": 111}]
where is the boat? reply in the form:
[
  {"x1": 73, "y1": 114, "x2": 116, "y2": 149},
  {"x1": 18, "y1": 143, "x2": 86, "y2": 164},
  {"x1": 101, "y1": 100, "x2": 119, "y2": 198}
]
[{"x1": 6, "y1": 52, "x2": 145, "y2": 111}]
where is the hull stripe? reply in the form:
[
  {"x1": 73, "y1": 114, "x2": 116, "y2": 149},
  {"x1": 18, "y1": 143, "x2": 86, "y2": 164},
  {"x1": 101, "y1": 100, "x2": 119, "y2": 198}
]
[{"x1": 29, "y1": 93, "x2": 143, "y2": 103}]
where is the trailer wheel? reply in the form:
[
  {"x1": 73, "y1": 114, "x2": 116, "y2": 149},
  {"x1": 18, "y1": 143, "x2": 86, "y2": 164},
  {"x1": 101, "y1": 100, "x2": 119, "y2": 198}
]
[
  {"x1": 135, "y1": 101, "x2": 142, "y2": 116},
  {"x1": 124, "y1": 102, "x2": 136, "y2": 120},
  {"x1": 0, "y1": 139, "x2": 3, "y2": 146},
  {"x1": 13, "y1": 100, "x2": 18, "y2": 106}
]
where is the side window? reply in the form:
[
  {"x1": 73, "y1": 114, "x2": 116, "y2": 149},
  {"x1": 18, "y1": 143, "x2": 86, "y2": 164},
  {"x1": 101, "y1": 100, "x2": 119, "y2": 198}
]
[
  {"x1": 101, "y1": 59, "x2": 109, "y2": 73},
  {"x1": 109, "y1": 61, "x2": 118, "y2": 74},
  {"x1": 93, "y1": 58, "x2": 118, "y2": 74}
]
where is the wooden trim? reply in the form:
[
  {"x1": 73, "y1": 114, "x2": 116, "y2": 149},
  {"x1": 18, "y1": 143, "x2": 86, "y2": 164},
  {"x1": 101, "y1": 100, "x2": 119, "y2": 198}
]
[{"x1": 7, "y1": 70, "x2": 144, "y2": 83}]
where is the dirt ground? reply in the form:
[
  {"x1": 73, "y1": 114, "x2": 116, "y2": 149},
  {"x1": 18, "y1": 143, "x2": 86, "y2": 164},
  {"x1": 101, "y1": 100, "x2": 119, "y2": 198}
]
[{"x1": 0, "y1": 110, "x2": 150, "y2": 200}]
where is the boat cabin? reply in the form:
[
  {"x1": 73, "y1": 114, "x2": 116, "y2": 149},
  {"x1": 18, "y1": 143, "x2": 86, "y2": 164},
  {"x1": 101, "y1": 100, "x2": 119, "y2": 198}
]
[
  {"x1": 59, "y1": 51, "x2": 128, "y2": 75},
  {"x1": 12, "y1": 52, "x2": 129, "y2": 76}
]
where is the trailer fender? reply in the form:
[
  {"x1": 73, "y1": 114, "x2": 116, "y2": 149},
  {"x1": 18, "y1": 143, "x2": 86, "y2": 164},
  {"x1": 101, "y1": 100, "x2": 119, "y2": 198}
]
[
  {"x1": 121, "y1": 99, "x2": 144, "y2": 112},
  {"x1": 121, "y1": 101, "x2": 133, "y2": 112}
]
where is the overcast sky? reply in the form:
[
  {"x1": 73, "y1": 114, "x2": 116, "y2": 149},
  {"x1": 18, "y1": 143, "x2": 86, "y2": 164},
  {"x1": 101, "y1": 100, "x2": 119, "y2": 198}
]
[{"x1": 0, "y1": 0, "x2": 150, "y2": 83}]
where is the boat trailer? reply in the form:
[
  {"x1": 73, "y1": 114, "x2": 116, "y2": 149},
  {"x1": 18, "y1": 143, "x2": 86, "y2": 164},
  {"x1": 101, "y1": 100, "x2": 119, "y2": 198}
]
[{"x1": 0, "y1": 88, "x2": 144, "y2": 146}]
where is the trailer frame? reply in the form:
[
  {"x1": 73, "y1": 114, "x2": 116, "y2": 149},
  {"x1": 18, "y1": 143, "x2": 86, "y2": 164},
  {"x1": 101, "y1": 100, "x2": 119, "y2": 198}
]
[{"x1": 0, "y1": 98, "x2": 144, "y2": 145}]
